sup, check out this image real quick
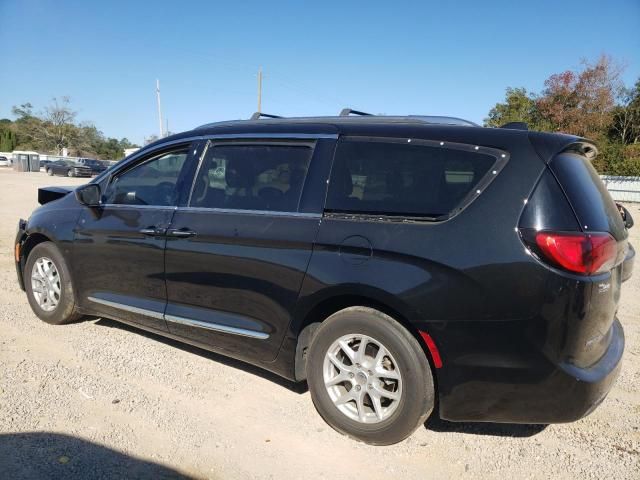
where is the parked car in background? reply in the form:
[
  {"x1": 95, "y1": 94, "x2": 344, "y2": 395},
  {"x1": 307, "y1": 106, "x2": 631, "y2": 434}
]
[
  {"x1": 77, "y1": 158, "x2": 108, "y2": 175},
  {"x1": 14, "y1": 110, "x2": 635, "y2": 445},
  {"x1": 39, "y1": 159, "x2": 53, "y2": 170},
  {"x1": 44, "y1": 160, "x2": 92, "y2": 177},
  {"x1": 0, "y1": 156, "x2": 9, "y2": 167}
]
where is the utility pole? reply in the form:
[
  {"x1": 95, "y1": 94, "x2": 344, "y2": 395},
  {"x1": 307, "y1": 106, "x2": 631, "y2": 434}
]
[
  {"x1": 257, "y1": 67, "x2": 262, "y2": 112},
  {"x1": 156, "y1": 79, "x2": 164, "y2": 137}
]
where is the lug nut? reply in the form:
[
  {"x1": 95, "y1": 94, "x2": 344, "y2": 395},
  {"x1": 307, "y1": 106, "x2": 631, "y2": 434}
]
[
  {"x1": 368, "y1": 370, "x2": 373, "y2": 375},
  {"x1": 355, "y1": 385, "x2": 361, "y2": 391},
  {"x1": 349, "y1": 373, "x2": 354, "y2": 378}
]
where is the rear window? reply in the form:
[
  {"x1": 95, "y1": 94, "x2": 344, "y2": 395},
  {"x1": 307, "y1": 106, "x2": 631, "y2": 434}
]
[
  {"x1": 551, "y1": 153, "x2": 626, "y2": 239},
  {"x1": 325, "y1": 138, "x2": 502, "y2": 218}
]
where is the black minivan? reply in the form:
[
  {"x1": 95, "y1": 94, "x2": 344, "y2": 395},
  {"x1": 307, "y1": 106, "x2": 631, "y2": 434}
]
[{"x1": 15, "y1": 111, "x2": 635, "y2": 445}]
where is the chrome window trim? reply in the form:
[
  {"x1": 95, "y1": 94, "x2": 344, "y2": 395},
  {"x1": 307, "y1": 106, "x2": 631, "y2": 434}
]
[
  {"x1": 164, "y1": 314, "x2": 269, "y2": 339},
  {"x1": 87, "y1": 296, "x2": 270, "y2": 340},
  {"x1": 176, "y1": 206, "x2": 321, "y2": 218},
  {"x1": 88, "y1": 296, "x2": 165, "y2": 320}
]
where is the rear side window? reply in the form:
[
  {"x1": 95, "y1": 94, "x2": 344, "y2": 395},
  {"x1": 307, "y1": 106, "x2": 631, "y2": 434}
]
[
  {"x1": 190, "y1": 143, "x2": 313, "y2": 212},
  {"x1": 551, "y1": 153, "x2": 626, "y2": 239},
  {"x1": 326, "y1": 138, "x2": 503, "y2": 218}
]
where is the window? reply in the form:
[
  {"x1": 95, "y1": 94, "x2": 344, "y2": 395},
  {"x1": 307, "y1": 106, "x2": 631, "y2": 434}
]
[
  {"x1": 326, "y1": 139, "x2": 497, "y2": 218},
  {"x1": 190, "y1": 143, "x2": 313, "y2": 212},
  {"x1": 104, "y1": 148, "x2": 188, "y2": 206}
]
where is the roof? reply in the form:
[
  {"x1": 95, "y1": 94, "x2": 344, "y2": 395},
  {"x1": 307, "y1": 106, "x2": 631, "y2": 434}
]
[
  {"x1": 195, "y1": 114, "x2": 479, "y2": 131},
  {"x1": 142, "y1": 110, "x2": 583, "y2": 157}
]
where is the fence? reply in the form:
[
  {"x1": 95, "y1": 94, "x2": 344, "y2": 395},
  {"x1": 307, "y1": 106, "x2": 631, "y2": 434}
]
[{"x1": 600, "y1": 176, "x2": 640, "y2": 203}]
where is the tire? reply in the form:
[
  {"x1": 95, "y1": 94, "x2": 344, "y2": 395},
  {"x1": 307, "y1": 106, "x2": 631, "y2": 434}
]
[
  {"x1": 306, "y1": 307, "x2": 435, "y2": 445},
  {"x1": 67, "y1": 169, "x2": 74, "y2": 177},
  {"x1": 47, "y1": 168, "x2": 53, "y2": 176},
  {"x1": 24, "y1": 241, "x2": 81, "y2": 325}
]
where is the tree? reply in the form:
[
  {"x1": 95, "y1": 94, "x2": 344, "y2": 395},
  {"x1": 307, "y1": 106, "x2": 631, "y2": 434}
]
[
  {"x1": 8, "y1": 98, "x2": 133, "y2": 159},
  {"x1": 40, "y1": 96, "x2": 78, "y2": 154},
  {"x1": 144, "y1": 134, "x2": 159, "y2": 145},
  {"x1": 609, "y1": 79, "x2": 640, "y2": 144},
  {"x1": 484, "y1": 87, "x2": 546, "y2": 129},
  {"x1": 536, "y1": 55, "x2": 623, "y2": 138},
  {"x1": 485, "y1": 55, "x2": 639, "y2": 174},
  {"x1": 0, "y1": 130, "x2": 17, "y2": 151},
  {"x1": 0, "y1": 119, "x2": 17, "y2": 151}
]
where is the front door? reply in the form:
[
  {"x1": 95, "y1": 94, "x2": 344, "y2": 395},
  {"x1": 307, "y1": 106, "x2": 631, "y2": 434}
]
[
  {"x1": 163, "y1": 140, "x2": 321, "y2": 361},
  {"x1": 73, "y1": 143, "x2": 195, "y2": 332}
]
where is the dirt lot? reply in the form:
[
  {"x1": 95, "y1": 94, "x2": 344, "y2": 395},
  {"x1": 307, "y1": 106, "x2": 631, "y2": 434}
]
[{"x1": 0, "y1": 167, "x2": 638, "y2": 479}]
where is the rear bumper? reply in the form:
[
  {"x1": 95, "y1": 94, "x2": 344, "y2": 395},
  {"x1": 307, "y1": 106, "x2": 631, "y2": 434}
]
[
  {"x1": 622, "y1": 243, "x2": 635, "y2": 282},
  {"x1": 437, "y1": 318, "x2": 624, "y2": 424}
]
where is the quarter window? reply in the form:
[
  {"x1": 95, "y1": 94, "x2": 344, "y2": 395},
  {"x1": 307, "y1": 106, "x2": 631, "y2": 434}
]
[
  {"x1": 326, "y1": 139, "x2": 498, "y2": 218},
  {"x1": 104, "y1": 148, "x2": 189, "y2": 206},
  {"x1": 190, "y1": 143, "x2": 313, "y2": 212}
]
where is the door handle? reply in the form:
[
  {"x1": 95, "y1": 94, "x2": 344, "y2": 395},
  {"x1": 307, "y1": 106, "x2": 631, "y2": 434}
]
[
  {"x1": 167, "y1": 228, "x2": 197, "y2": 238},
  {"x1": 139, "y1": 227, "x2": 166, "y2": 236}
]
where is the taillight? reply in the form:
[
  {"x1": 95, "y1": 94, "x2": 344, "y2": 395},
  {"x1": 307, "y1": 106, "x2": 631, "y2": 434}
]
[{"x1": 529, "y1": 231, "x2": 618, "y2": 275}]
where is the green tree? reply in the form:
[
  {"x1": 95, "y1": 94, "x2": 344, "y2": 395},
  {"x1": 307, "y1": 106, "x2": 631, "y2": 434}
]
[
  {"x1": 9, "y1": 98, "x2": 134, "y2": 159},
  {"x1": 484, "y1": 87, "x2": 546, "y2": 129},
  {"x1": 486, "y1": 56, "x2": 639, "y2": 175}
]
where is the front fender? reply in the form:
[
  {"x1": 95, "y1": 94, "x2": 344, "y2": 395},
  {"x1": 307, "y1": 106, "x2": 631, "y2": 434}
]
[{"x1": 15, "y1": 198, "x2": 84, "y2": 290}]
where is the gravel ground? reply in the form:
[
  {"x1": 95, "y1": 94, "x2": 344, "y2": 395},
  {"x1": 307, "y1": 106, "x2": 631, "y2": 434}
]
[{"x1": 0, "y1": 168, "x2": 638, "y2": 479}]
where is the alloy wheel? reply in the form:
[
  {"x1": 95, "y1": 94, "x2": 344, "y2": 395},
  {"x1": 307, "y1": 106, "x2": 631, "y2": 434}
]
[
  {"x1": 31, "y1": 257, "x2": 61, "y2": 312},
  {"x1": 323, "y1": 333, "x2": 403, "y2": 424}
]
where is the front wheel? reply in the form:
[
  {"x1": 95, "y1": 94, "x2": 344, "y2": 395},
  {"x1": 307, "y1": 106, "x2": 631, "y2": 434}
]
[
  {"x1": 47, "y1": 168, "x2": 53, "y2": 176},
  {"x1": 67, "y1": 169, "x2": 74, "y2": 177},
  {"x1": 306, "y1": 307, "x2": 435, "y2": 445},
  {"x1": 24, "y1": 241, "x2": 81, "y2": 325}
]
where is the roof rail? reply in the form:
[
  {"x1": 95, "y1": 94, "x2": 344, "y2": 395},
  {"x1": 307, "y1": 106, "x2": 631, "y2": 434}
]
[
  {"x1": 500, "y1": 121, "x2": 528, "y2": 130},
  {"x1": 250, "y1": 112, "x2": 283, "y2": 120},
  {"x1": 339, "y1": 108, "x2": 372, "y2": 117}
]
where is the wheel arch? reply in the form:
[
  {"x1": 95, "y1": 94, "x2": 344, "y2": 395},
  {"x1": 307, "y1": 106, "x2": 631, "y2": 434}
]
[
  {"x1": 16, "y1": 232, "x2": 53, "y2": 291},
  {"x1": 293, "y1": 292, "x2": 441, "y2": 385}
]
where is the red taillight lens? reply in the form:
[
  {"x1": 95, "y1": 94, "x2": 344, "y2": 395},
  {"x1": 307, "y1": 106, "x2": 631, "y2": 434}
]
[{"x1": 534, "y1": 231, "x2": 618, "y2": 275}]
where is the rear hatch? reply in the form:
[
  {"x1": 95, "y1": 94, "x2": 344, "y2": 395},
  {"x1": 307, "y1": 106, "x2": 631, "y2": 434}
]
[{"x1": 520, "y1": 142, "x2": 631, "y2": 368}]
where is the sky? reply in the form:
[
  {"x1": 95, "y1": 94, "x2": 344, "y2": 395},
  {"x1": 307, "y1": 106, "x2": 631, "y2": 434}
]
[{"x1": 1, "y1": 0, "x2": 639, "y2": 145}]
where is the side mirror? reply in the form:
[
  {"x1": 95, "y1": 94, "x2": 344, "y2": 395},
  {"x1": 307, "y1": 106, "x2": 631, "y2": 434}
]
[
  {"x1": 75, "y1": 183, "x2": 102, "y2": 207},
  {"x1": 616, "y1": 203, "x2": 634, "y2": 229}
]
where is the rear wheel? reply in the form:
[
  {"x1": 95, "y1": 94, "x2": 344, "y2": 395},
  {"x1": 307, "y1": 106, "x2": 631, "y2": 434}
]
[
  {"x1": 25, "y1": 241, "x2": 81, "y2": 325},
  {"x1": 306, "y1": 307, "x2": 435, "y2": 445},
  {"x1": 67, "y1": 169, "x2": 74, "y2": 177},
  {"x1": 47, "y1": 168, "x2": 53, "y2": 176}
]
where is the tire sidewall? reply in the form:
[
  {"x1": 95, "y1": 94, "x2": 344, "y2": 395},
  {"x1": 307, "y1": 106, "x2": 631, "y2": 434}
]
[
  {"x1": 24, "y1": 242, "x2": 78, "y2": 325},
  {"x1": 307, "y1": 307, "x2": 434, "y2": 445}
]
